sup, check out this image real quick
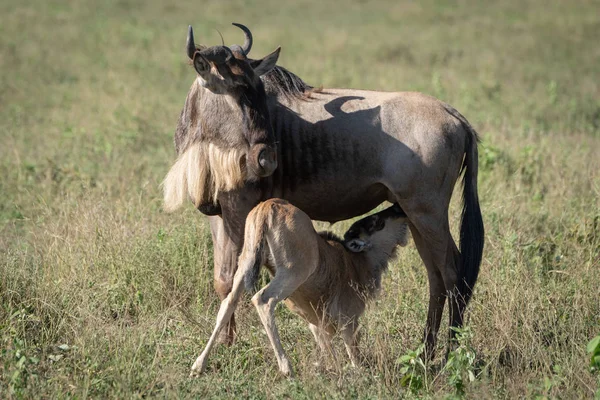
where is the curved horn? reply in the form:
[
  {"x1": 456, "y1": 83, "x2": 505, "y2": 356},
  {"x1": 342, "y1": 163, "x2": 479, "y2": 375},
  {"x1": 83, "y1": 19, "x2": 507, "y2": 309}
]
[
  {"x1": 232, "y1": 23, "x2": 252, "y2": 55},
  {"x1": 215, "y1": 28, "x2": 225, "y2": 46},
  {"x1": 187, "y1": 25, "x2": 196, "y2": 60}
]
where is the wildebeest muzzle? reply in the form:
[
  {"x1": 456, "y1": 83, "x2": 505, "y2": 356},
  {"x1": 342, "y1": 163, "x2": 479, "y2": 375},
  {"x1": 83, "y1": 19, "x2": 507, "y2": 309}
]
[{"x1": 248, "y1": 143, "x2": 277, "y2": 178}]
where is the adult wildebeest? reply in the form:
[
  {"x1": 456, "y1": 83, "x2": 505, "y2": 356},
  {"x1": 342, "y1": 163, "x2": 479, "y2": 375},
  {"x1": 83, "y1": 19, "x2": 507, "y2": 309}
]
[
  {"x1": 164, "y1": 23, "x2": 484, "y2": 357},
  {"x1": 190, "y1": 199, "x2": 410, "y2": 377}
]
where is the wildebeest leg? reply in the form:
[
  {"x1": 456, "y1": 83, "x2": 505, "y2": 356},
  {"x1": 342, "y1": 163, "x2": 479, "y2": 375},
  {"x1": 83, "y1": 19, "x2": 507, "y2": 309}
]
[
  {"x1": 340, "y1": 321, "x2": 361, "y2": 367},
  {"x1": 440, "y1": 236, "x2": 463, "y2": 344},
  {"x1": 413, "y1": 215, "x2": 464, "y2": 345},
  {"x1": 308, "y1": 323, "x2": 337, "y2": 367},
  {"x1": 189, "y1": 258, "x2": 247, "y2": 377},
  {"x1": 404, "y1": 210, "x2": 452, "y2": 359},
  {"x1": 208, "y1": 215, "x2": 238, "y2": 345},
  {"x1": 210, "y1": 186, "x2": 263, "y2": 344}
]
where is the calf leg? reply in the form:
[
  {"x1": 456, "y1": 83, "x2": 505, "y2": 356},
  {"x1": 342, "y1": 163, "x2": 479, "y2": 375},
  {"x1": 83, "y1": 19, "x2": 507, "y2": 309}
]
[
  {"x1": 190, "y1": 263, "x2": 246, "y2": 376},
  {"x1": 207, "y1": 189, "x2": 262, "y2": 345},
  {"x1": 252, "y1": 270, "x2": 309, "y2": 377}
]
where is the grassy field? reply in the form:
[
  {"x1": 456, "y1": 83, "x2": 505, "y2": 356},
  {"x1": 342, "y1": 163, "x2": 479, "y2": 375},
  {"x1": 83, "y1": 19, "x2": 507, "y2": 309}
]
[{"x1": 1, "y1": 0, "x2": 599, "y2": 397}]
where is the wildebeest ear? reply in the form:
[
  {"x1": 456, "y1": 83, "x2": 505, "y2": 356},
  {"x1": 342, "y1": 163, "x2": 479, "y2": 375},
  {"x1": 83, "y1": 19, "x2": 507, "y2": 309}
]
[
  {"x1": 193, "y1": 54, "x2": 210, "y2": 75},
  {"x1": 345, "y1": 239, "x2": 371, "y2": 253},
  {"x1": 251, "y1": 47, "x2": 281, "y2": 76}
]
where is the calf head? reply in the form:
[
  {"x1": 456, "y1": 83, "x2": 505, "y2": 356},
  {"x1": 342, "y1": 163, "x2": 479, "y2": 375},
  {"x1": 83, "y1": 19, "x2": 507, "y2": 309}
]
[
  {"x1": 344, "y1": 204, "x2": 409, "y2": 253},
  {"x1": 187, "y1": 24, "x2": 279, "y2": 179}
]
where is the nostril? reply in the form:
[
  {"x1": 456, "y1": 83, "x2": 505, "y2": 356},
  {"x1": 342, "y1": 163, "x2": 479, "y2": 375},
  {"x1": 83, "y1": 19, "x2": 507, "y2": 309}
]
[
  {"x1": 258, "y1": 149, "x2": 276, "y2": 169},
  {"x1": 252, "y1": 145, "x2": 277, "y2": 178}
]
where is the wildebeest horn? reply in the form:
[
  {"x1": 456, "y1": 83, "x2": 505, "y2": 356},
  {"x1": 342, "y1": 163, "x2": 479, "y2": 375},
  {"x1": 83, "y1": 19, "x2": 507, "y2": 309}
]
[
  {"x1": 232, "y1": 23, "x2": 252, "y2": 55},
  {"x1": 215, "y1": 28, "x2": 225, "y2": 46},
  {"x1": 187, "y1": 25, "x2": 196, "y2": 60}
]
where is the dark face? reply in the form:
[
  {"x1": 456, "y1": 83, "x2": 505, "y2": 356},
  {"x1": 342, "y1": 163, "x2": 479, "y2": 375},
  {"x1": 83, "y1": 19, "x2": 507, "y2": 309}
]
[
  {"x1": 343, "y1": 215, "x2": 385, "y2": 252},
  {"x1": 344, "y1": 204, "x2": 406, "y2": 252},
  {"x1": 192, "y1": 45, "x2": 280, "y2": 96},
  {"x1": 186, "y1": 25, "x2": 280, "y2": 179}
]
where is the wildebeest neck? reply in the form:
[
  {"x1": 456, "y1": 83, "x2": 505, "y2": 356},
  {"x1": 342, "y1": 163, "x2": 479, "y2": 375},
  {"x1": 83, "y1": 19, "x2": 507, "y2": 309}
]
[{"x1": 260, "y1": 65, "x2": 314, "y2": 100}]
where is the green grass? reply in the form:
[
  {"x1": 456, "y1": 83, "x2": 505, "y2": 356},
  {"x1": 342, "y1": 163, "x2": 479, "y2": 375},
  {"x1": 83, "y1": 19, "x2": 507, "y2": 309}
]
[{"x1": 1, "y1": 0, "x2": 599, "y2": 397}]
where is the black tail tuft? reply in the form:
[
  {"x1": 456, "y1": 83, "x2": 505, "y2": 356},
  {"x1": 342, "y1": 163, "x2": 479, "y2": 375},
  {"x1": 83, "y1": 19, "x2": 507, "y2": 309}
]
[{"x1": 458, "y1": 118, "x2": 485, "y2": 306}]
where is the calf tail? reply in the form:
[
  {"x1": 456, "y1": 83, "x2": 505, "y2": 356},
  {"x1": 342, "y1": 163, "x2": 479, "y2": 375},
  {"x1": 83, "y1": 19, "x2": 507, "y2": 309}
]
[{"x1": 240, "y1": 209, "x2": 268, "y2": 293}]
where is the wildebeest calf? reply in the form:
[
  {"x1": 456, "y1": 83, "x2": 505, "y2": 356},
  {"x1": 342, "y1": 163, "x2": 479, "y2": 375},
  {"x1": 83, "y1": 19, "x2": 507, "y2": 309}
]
[{"x1": 190, "y1": 199, "x2": 410, "y2": 377}]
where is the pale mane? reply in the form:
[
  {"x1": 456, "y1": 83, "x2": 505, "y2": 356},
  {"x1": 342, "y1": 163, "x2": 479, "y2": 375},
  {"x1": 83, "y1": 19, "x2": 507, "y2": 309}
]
[{"x1": 162, "y1": 142, "x2": 248, "y2": 212}]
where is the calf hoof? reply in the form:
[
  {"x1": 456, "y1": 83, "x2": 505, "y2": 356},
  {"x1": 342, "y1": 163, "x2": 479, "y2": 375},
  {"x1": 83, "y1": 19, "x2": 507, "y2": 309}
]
[
  {"x1": 279, "y1": 359, "x2": 294, "y2": 378},
  {"x1": 190, "y1": 357, "x2": 208, "y2": 378}
]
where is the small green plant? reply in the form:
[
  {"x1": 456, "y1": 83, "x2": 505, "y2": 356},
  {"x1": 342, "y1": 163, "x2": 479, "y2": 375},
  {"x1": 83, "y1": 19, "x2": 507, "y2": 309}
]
[
  {"x1": 397, "y1": 344, "x2": 427, "y2": 395},
  {"x1": 589, "y1": 335, "x2": 600, "y2": 373},
  {"x1": 2, "y1": 337, "x2": 40, "y2": 397},
  {"x1": 443, "y1": 326, "x2": 477, "y2": 398},
  {"x1": 588, "y1": 335, "x2": 600, "y2": 398},
  {"x1": 533, "y1": 364, "x2": 566, "y2": 399}
]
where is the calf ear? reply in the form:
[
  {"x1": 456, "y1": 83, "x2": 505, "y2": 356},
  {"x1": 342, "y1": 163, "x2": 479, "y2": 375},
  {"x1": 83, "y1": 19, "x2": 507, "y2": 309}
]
[
  {"x1": 373, "y1": 215, "x2": 385, "y2": 231},
  {"x1": 345, "y1": 239, "x2": 371, "y2": 253},
  {"x1": 398, "y1": 223, "x2": 410, "y2": 247},
  {"x1": 391, "y1": 203, "x2": 406, "y2": 217},
  {"x1": 251, "y1": 47, "x2": 281, "y2": 76}
]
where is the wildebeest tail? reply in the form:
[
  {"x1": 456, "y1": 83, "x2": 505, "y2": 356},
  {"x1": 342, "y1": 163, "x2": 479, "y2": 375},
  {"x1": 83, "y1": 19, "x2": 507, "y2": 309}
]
[
  {"x1": 239, "y1": 208, "x2": 268, "y2": 294},
  {"x1": 457, "y1": 109, "x2": 485, "y2": 305},
  {"x1": 445, "y1": 104, "x2": 485, "y2": 306}
]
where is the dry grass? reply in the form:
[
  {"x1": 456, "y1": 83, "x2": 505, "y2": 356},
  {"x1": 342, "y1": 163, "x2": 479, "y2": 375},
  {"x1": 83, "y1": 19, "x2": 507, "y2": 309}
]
[{"x1": 1, "y1": 0, "x2": 599, "y2": 398}]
